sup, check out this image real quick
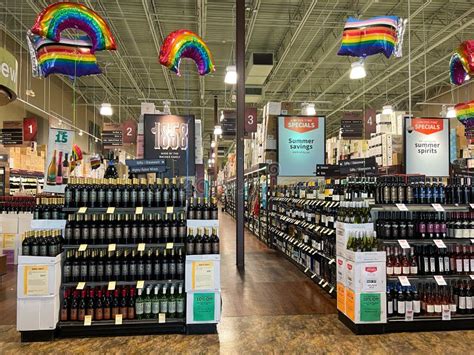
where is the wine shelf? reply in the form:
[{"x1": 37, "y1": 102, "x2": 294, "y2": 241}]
[
  {"x1": 62, "y1": 280, "x2": 184, "y2": 288},
  {"x1": 63, "y1": 243, "x2": 185, "y2": 249},
  {"x1": 371, "y1": 204, "x2": 472, "y2": 212},
  {"x1": 63, "y1": 207, "x2": 187, "y2": 214},
  {"x1": 387, "y1": 274, "x2": 474, "y2": 281},
  {"x1": 58, "y1": 318, "x2": 185, "y2": 327},
  {"x1": 387, "y1": 313, "x2": 474, "y2": 322},
  {"x1": 380, "y1": 239, "x2": 474, "y2": 245}
]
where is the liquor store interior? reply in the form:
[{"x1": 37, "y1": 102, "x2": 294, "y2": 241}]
[{"x1": 1, "y1": 0, "x2": 474, "y2": 353}]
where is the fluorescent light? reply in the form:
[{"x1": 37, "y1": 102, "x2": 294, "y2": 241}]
[
  {"x1": 214, "y1": 125, "x2": 223, "y2": 135},
  {"x1": 350, "y1": 60, "x2": 366, "y2": 80},
  {"x1": 382, "y1": 105, "x2": 393, "y2": 115},
  {"x1": 78, "y1": 130, "x2": 83, "y2": 136},
  {"x1": 100, "y1": 103, "x2": 113, "y2": 116},
  {"x1": 224, "y1": 65, "x2": 237, "y2": 84},
  {"x1": 446, "y1": 106, "x2": 456, "y2": 118},
  {"x1": 211, "y1": 141, "x2": 216, "y2": 148}
]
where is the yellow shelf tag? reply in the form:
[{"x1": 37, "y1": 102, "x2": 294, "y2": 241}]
[
  {"x1": 106, "y1": 207, "x2": 115, "y2": 214},
  {"x1": 135, "y1": 207, "x2": 143, "y2": 215},
  {"x1": 158, "y1": 313, "x2": 166, "y2": 323},
  {"x1": 137, "y1": 243, "x2": 146, "y2": 251},
  {"x1": 76, "y1": 282, "x2": 86, "y2": 290},
  {"x1": 108, "y1": 244, "x2": 117, "y2": 252},
  {"x1": 108, "y1": 281, "x2": 116, "y2": 291},
  {"x1": 136, "y1": 280, "x2": 145, "y2": 289},
  {"x1": 166, "y1": 242, "x2": 173, "y2": 249},
  {"x1": 115, "y1": 314, "x2": 123, "y2": 325},
  {"x1": 84, "y1": 315, "x2": 92, "y2": 326},
  {"x1": 166, "y1": 207, "x2": 173, "y2": 214},
  {"x1": 78, "y1": 244, "x2": 87, "y2": 252},
  {"x1": 78, "y1": 207, "x2": 87, "y2": 214}
]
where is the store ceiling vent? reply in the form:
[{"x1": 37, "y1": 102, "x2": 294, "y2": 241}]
[
  {"x1": 246, "y1": 53, "x2": 273, "y2": 86},
  {"x1": 245, "y1": 86, "x2": 263, "y2": 103}
]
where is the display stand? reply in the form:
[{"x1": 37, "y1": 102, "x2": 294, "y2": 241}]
[{"x1": 185, "y1": 219, "x2": 220, "y2": 335}]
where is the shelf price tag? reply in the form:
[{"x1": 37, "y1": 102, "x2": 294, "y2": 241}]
[
  {"x1": 398, "y1": 276, "x2": 411, "y2": 287},
  {"x1": 318, "y1": 279, "x2": 324, "y2": 285},
  {"x1": 431, "y1": 204, "x2": 445, "y2": 212},
  {"x1": 404, "y1": 309, "x2": 414, "y2": 322},
  {"x1": 166, "y1": 242, "x2": 174, "y2": 249},
  {"x1": 470, "y1": 275, "x2": 474, "y2": 280},
  {"x1": 84, "y1": 315, "x2": 92, "y2": 326},
  {"x1": 166, "y1": 207, "x2": 173, "y2": 214},
  {"x1": 329, "y1": 287, "x2": 334, "y2": 294},
  {"x1": 328, "y1": 259, "x2": 335, "y2": 265},
  {"x1": 76, "y1": 282, "x2": 86, "y2": 290},
  {"x1": 78, "y1": 244, "x2": 88, "y2": 252},
  {"x1": 108, "y1": 281, "x2": 116, "y2": 291},
  {"x1": 433, "y1": 239, "x2": 447, "y2": 248},
  {"x1": 322, "y1": 281, "x2": 329, "y2": 288},
  {"x1": 135, "y1": 207, "x2": 143, "y2": 215},
  {"x1": 304, "y1": 267, "x2": 309, "y2": 273},
  {"x1": 471, "y1": 239, "x2": 474, "y2": 244},
  {"x1": 136, "y1": 280, "x2": 145, "y2": 289},
  {"x1": 115, "y1": 314, "x2": 123, "y2": 325},
  {"x1": 470, "y1": 203, "x2": 474, "y2": 210},
  {"x1": 137, "y1": 243, "x2": 146, "y2": 252},
  {"x1": 434, "y1": 275, "x2": 447, "y2": 286},
  {"x1": 158, "y1": 313, "x2": 166, "y2": 323},
  {"x1": 106, "y1": 207, "x2": 115, "y2": 214},
  {"x1": 108, "y1": 244, "x2": 117, "y2": 252},
  {"x1": 78, "y1": 207, "x2": 88, "y2": 214},
  {"x1": 442, "y1": 305, "x2": 451, "y2": 321},
  {"x1": 398, "y1": 240, "x2": 410, "y2": 249},
  {"x1": 396, "y1": 203, "x2": 409, "y2": 211}
]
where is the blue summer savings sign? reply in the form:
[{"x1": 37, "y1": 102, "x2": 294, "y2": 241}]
[{"x1": 278, "y1": 116, "x2": 325, "y2": 176}]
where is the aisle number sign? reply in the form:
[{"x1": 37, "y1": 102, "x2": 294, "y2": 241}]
[
  {"x1": 278, "y1": 116, "x2": 325, "y2": 176},
  {"x1": 404, "y1": 117, "x2": 449, "y2": 176}
]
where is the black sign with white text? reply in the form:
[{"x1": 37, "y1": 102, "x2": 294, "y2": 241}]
[
  {"x1": 339, "y1": 157, "x2": 378, "y2": 175},
  {"x1": 144, "y1": 114, "x2": 195, "y2": 176}
]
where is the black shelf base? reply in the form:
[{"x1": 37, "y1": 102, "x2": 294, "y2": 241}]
[
  {"x1": 20, "y1": 330, "x2": 55, "y2": 342},
  {"x1": 339, "y1": 311, "x2": 474, "y2": 334},
  {"x1": 186, "y1": 323, "x2": 217, "y2": 335}
]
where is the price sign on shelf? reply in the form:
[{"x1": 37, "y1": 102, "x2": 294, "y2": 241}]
[
  {"x1": 396, "y1": 203, "x2": 409, "y2": 211},
  {"x1": 470, "y1": 203, "x2": 474, "y2": 210},
  {"x1": 158, "y1": 313, "x2": 166, "y2": 324},
  {"x1": 432, "y1": 204, "x2": 445, "y2": 212},
  {"x1": 136, "y1": 280, "x2": 145, "y2": 289},
  {"x1": 433, "y1": 239, "x2": 447, "y2": 248},
  {"x1": 405, "y1": 309, "x2": 414, "y2": 322},
  {"x1": 138, "y1": 243, "x2": 146, "y2": 252},
  {"x1": 76, "y1": 282, "x2": 86, "y2": 290},
  {"x1": 398, "y1": 240, "x2": 410, "y2": 249},
  {"x1": 434, "y1": 275, "x2": 447, "y2": 286},
  {"x1": 84, "y1": 315, "x2": 92, "y2": 326},
  {"x1": 108, "y1": 281, "x2": 116, "y2": 291},
  {"x1": 135, "y1": 207, "x2": 143, "y2": 215},
  {"x1": 442, "y1": 306, "x2": 451, "y2": 321},
  {"x1": 166, "y1": 243, "x2": 174, "y2": 249},
  {"x1": 78, "y1": 244, "x2": 88, "y2": 252},
  {"x1": 78, "y1": 207, "x2": 88, "y2": 214},
  {"x1": 470, "y1": 275, "x2": 474, "y2": 280},
  {"x1": 166, "y1": 207, "x2": 173, "y2": 214},
  {"x1": 108, "y1": 244, "x2": 117, "y2": 252},
  {"x1": 115, "y1": 314, "x2": 123, "y2": 325},
  {"x1": 398, "y1": 276, "x2": 411, "y2": 287},
  {"x1": 106, "y1": 207, "x2": 115, "y2": 214}
]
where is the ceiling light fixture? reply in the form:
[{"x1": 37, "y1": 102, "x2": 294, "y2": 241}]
[
  {"x1": 211, "y1": 141, "x2": 216, "y2": 148},
  {"x1": 213, "y1": 125, "x2": 223, "y2": 135},
  {"x1": 350, "y1": 59, "x2": 366, "y2": 80},
  {"x1": 100, "y1": 102, "x2": 113, "y2": 116},
  {"x1": 212, "y1": 152, "x2": 216, "y2": 158},
  {"x1": 302, "y1": 102, "x2": 316, "y2": 116},
  {"x1": 224, "y1": 65, "x2": 237, "y2": 84},
  {"x1": 446, "y1": 106, "x2": 456, "y2": 118},
  {"x1": 382, "y1": 105, "x2": 394, "y2": 115},
  {"x1": 78, "y1": 130, "x2": 83, "y2": 136}
]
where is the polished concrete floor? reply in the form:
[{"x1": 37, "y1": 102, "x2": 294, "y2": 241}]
[{"x1": 1, "y1": 210, "x2": 474, "y2": 353}]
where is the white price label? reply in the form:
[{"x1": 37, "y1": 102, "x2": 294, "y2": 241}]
[
  {"x1": 318, "y1": 279, "x2": 324, "y2": 285},
  {"x1": 322, "y1": 282, "x2": 329, "y2": 288},
  {"x1": 434, "y1": 275, "x2": 447, "y2": 286},
  {"x1": 329, "y1": 287, "x2": 334, "y2": 294},
  {"x1": 470, "y1": 203, "x2": 474, "y2": 210},
  {"x1": 442, "y1": 306, "x2": 451, "y2": 321},
  {"x1": 108, "y1": 281, "x2": 116, "y2": 291},
  {"x1": 158, "y1": 313, "x2": 166, "y2": 323},
  {"x1": 470, "y1": 275, "x2": 474, "y2": 280},
  {"x1": 304, "y1": 267, "x2": 309, "y2": 273},
  {"x1": 433, "y1": 239, "x2": 447, "y2": 248},
  {"x1": 398, "y1": 276, "x2": 411, "y2": 287},
  {"x1": 84, "y1": 315, "x2": 92, "y2": 326},
  {"x1": 396, "y1": 203, "x2": 409, "y2": 211},
  {"x1": 115, "y1": 314, "x2": 123, "y2": 325},
  {"x1": 471, "y1": 239, "x2": 474, "y2": 244},
  {"x1": 405, "y1": 309, "x2": 414, "y2": 322},
  {"x1": 398, "y1": 240, "x2": 410, "y2": 249},
  {"x1": 432, "y1": 203, "x2": 445, "y2": 212}
]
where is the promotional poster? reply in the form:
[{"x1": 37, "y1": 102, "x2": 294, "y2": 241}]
[
  {"x1": 144, "y1": 114, "x2": 196, "y2": 176},
  {"x1": 43, "y1": 128, "x2": 74, "y2": 193},
  {"x1": 405, "y1": 117, "x2": 449, "y2": 176},
  {"x1": 278, "y1": 116, "x2": 325, "y2": 176}
]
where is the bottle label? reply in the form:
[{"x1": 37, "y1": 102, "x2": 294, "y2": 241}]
[
  {"x1": 81, "y1": 190, "x2": 88, "y2": 204},
  {"x1": 402, "y1": 266, "x2": 410, "y2": 275},
  {"x1": 147, "y1": 227, "x2": 154, "y2": 239},
  {"x1": 135, "y1": 302, "x2": 144, "y2": 315},
  {"x1": 386, "y1": 266, "x2": 394, "y2": 275},
  {"x1": 80, "y1": 264, "x2": 88, "y2": 277},
  {"x1": 138, "y1": 264, "x2": 145, "y2": 276},
  {"x1": 72, "y1": 265, "x2": 80, "y2": 278},
  {"x1": 63, "y1": 265, "x2": 72, "y2": 278},
  {"x1": 168, "y1": 300, "x2": 176, "y2": 314},
  {"x1": 450, "y1": 304, "x2": 457, "y2": 312},
  {"x1": 463, "y1": 259, "x2": 470, "y2": 272},
  {"x1": 163, "y1": 228, "x2": 170, "y2": 238},
  {"x1": 97, "y1": 265, "x2": 104, "y2": 278},
  {"x1": 456, "y1": 260, "x2": 463, "y2": 272},
  {"x1": 434, "y1": 304, "x2": 442, "y2": 313},
  {"x1": 177, "y1": 299, "x2": 184, "y2": 314},
  {"x1": 145, "y1": 264, "x2": 153, "y2": 277},
  {"x1": 139, "y1": 191, "x2": 146, "y2": 205},
  {"x1": 131, "y1": 191, "x2": 138, "y2": 205},
  {"x1": 122, "y1": 264, "x2": 129, "y2": 277},
  {"x1": 438, "y1": 258, "x2": 444, "y2": 273},
  {"x1": 130, "y1": 264, "x2": 137, "y2": 276},
  {"x1": 466, "y1": 297, "x2": 473, "y2": 310},
  {"x1": 98, "y1": 228, "x2": 106, "y2": 240},
  {"x1": 204, "y1": 242, "x2": 212, "y2": 255},
  {"x1": 410, "y1": 266, "x2": 417, "y2": 275},
  {"x1": 203, "y1": 211, "x2": 210, "y2": 220},
  {"x1": 90, "y1": 191, "x2": 97, "y2": 205},
  {"x1": 169, "y1": 263, "x2": 176, "y2": 277},
  {"x1": 427, "y1": 305, "x2": 435, "y2": 313},
  {"x1": 171, "y1": 227, "x2": 178, "y2": 240},
  {"x1": 123, "y1": 191, "x2": 130, "y2": 205},
  {"x1": 113, "y1": 264, "x2": 121, "y2": 277},
  {"x1": 131, "y1": 227, "x2": 139, "y2": 239},
  {"x1": 393, "y1": 266, "x2": 401, "y2": 275},
  {"x1": 89, "y1": 265, "x2": 97, "y2": 278},
  {"x1": 162, "y1": 262, "x2": 169, "y2": 275},
  {"x1": 177, "y1": 263, "x2": 184, "y2": 276},
  {"x1": 146, "y1": 191, "x2": 154, "y2": 206},
  {"x1": 413, "y1": 300, "x2": 420, "y2": 313},
  {"x1": 212, "y1": 242, "x2": 219, "y2": 255},
  {"x1": 397, "y1": 301, "x2": 405, "y2": 314},
  {"x1": 179, "y1": 226, "x2": 187, "y2": 239},
  {"x1": 154, "y1": 264, "x2": 161, "y2": 277},
  {"x1": 387, "y1": 301, "x2": 393, "y2": 315},
  {"x1": 98, "y1": 190, "x2": 105, "y2": 204},
  {"x1": 144, "y1": 301, "x2": 151, "y2": 314},
  {"x1": 90, "y1": 228, "x2": 98, "y2": 240},
  {"x1": 106, "y1": 264, "x2": 113, "y2": 277},
  {"x1": 430, "y1": 258, "x2": 436, "y2": 273},
  {"x1": 186, "y1": 244, "x2": 195, "y2": 255},
  {"x1": 470, "y1": 259, "x2": 474, "y2": 271},
  {"x1": 160, "y1": 300, "x2": 168, "y2": 313},
  {"x1": 155, "y1": 227, "x2": 161, "y2": 240},
  {"x1": 152, "y1": 301, "x2": 160, "y2": 314},
  {"x1": 459, "y1": 297, "x2": 466, "y2": 309}
]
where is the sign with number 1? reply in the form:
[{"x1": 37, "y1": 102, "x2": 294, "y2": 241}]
[{"x1": 23, "y1": 117, "x2": 37, "y2": 141}]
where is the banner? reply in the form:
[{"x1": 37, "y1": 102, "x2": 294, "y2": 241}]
[
  {"x1": 0, "y1": 121, "x2": 23, "y2": 145},
  {"x1": 405, "y1": 117, "x2": 449, "y2": 176},
  {"x1": 144, "y1": 114, "x2": 195, "y2": 176},
  {"x1": 278, "y1": 116, "x2": 325, "y2": 176},
  {"x1": 102, "y1": 122, "x2": 123, "y2": 148},
  {"x1": 0, "y1": 47, "x2": 18, "y2": 106},
  {"x1": 43, "y1": 128, "x2": 74, "y2": 193},
  {"x1": 122, "y1": 120, "x2": 137, "y2": 145}
]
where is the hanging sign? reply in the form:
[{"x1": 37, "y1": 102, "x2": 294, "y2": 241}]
[
  {"x1": 43, "y1": 128, "x2": 74, "y2": 193},
  {"x1": 339, "y1": 157, "x2": 378, "y2": 175},
  {"x1": 404, "y1": 117, "x2": 449, "y2": 176},
  {"x1": 278, "y1": 116, "x2": 325, "y2": 176},
  {"x1": 143, "y1": 114, "x2": 195, "y2": 176},
  {"x1": 122, "y1": 120, "x2": 137, "y2": 145},
  {"x1": 245, "y1": 107, "x2": 257, "y2": 136},
  {"x1": 0, "y1": 121, "x2": 23, "y2": 145},
  {"x1": 102, "y1": 123, "x2": 123, "y2": 148},
  {"x1": 0, "y1": 47, "x2": 18, "y2": 106},
  {"x1": 23, "y1": 117, "x2": 37, "y2": 142},
  {"x1": 364, "y1": 109, "x2": 377, "y2": 139},
  {"x1": 341, "y1": 112, "x2": 363, "y2": 139}
]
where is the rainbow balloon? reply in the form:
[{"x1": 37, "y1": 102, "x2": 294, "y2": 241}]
[
  {"x1": 338, "y1": 16, "x2": 406, "y2": 58},
  {"x1": 449, "y1": 40, "x2": 474, "y2": 86},
  {"x1": 159, "y1": 29, "x2": 215, "y2": 76},
  {"x1": 27, "y1": 34, "x2": 101, "y2": 78},
  {"x1": 455, "y1": 100, "x2": 474, "y2": 139},
  {"x1": 31, "y1": 2, "x2": 116, "y2": 52}
]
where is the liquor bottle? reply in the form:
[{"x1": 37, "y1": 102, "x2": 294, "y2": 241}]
[
  {"x1": 178, "y1": 213, "x2": 186, "y2": 243},
  {"x1": 195, "y1": 228, "x2": 203, "y2": 255},
  {"x1": 211, "y1": 228, "x2": 220, "y2": 254},
  {"x1": 56, "y1": 151, "x2": 63, "y2": 185},
  {"x1": 397, "y1": 288, "x2": 406, "y2": 316},
  {"x1": 135, "y1": 288, "x2": 144, "y2": 320},
  {"x1": 128, "y1": 288, "x2": 136, "y2": 320},
  {"x1": 203, "y1": 228, "x2": 212, "y2": 255},
  {"x1": 210, "y1": 197, "x2": 218, "y2": 220},
  {"x1": 159, "y1": 286, "x2": 168, "y2": 315},
  {"x1": 47, "y1": 150, "x2": 57, "y2": 185},
  {"x1": 94, "y1": 289, "x2": 103, "y2": 321},
  {"x1": 171, "y1": 178, "x2": 179, "y2": 207},
  {"x1": 120, "y1": 288, "x2": 128, "y2": 319},
  {"x1": 146, "y1": 178, "x2": 154, "y2": 208},
  {"x1": 61, "y1": 289, "x2": 69, "y2": 321},
  {"x1": 154, "y1": 178, "x2": 162, "y2": 208},
  {"x1": 97, "y1": 250, "x2": 105, "y2": 281},
  {"x1": 413, "y1": 287, "x2": 421, "y2": 315},
  {"x1": 178, "y1": 178, "x2": 186, "y2": 208},
  {"x1": 78, "y1": 289, "x2": 86, "y2": 321},
  {"x1": 177, "y1": 248, "x2": 184, "y2": 280},
  {"x1": 170, "y1": 213, "x2": 178, "y2": 242},
  {"x1": 114, "y1": 178, "x2": 122, "y2": 207},
  {"x1": 387, "y1": 287, "x2": 393, "y2": 317},
  {"x1": 70, "y1": 290, "x2": 79, "y2": 321},
  {"x1": 168, "y1": 285, "x2": 176, "y2": 318},
  {"x1": 202, "y1": 198, "x2": 210, "y2": 220},
  {"x1": 121, "y1": 249, "x2": 130, "y2": 281},
  {"x1": 62, "y1": 153, "x2": 69, "y2": 185},
  {"x1": 111, "y1": 289, "x2": 120, "y2": 319},
  {"x1": 151, "y1": 286, "x2": 160, "y2": 319},
  {"x1": 153, "y1": 248, "x2": 162, "y2": 281},
  {"x1": 113, "y1": 250, "x2": 121, "y2": 281},
  {"x1": 187, "y1": 197, "x2": 195, "y2": 220},
  {"x1": 145, "y1": 249, "x2": 153, "y2": 281},
  {"x1": 176, "y1": 284, "x2": 185, "y2": 318},
  {"x1": 138, "y1": 178, "x2": 147, "y2": 207},
  {"x1": 195, "y1": 198, "x2": 203, "y2": 220},
  {"x1": 130, "y1": 178, "x2": 138, "y2": 207},
  {"x1": 162, "y1": 178, "x2": 171, "y2": 207},
  {"x1": 162, "y1": 249, "x2": 169, "y2": 280},
  {"x1": 169, "y1": 249, "x2": 177, "y2": 280}
]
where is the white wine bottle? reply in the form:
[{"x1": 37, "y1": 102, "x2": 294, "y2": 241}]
[{"x1": 47, "y1": 149, "x2": 57, "y2": 185}]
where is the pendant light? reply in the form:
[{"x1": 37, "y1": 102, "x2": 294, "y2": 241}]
[
  {"x1": 100, "y1": 103, "x2": 113, "y2": 116},
  {"x1": 349, "y1": 59, "x2": 366, "y2": 80},
  {"x1": 224, "y1": 65, "x2": 237, "y2": 84},
  {"x1": 446, "y1": 106, "x2": 456, "y2": 118}
]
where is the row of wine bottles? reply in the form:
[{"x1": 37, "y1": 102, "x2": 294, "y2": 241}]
[
  {"x1": 186, "y1": 228, "x2": 220, "y2": 255},
  {"x1": 0, "y1": 195, "x2": 36, "y2": 214},
  {"x1": 387, "y1": 280, "x2": 474, "y2": 317},
  {"x1": 345, "y1": 231, "x2": 377, "y2": 252},
  {"x1": 22, "y1": 230, "x2": 63, "y2": 257},
  {"x1": 64, "y1": 177, "x2": 189, "y2": 208},
  {"x1": 60, "y1": 283, "x2": 185, "y2": 322},
  {"x1": 64, "y1": 212, "x2": 187, "y2": 245},
  {"x1": 33, "y1": 198, "x2": 66, "y2": 220},
  {"x1": 385, "y1": 245, "x2": 474, "y2": 276},
  {"x1": 375, "y1": 212, "x2": 474, "y2": 240},
  {"x1": 63, "y1": 248, "x2": 185, "y2": 283}
]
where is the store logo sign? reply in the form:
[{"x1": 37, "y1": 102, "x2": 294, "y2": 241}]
[
  {"x1": 412, "y1": 118, "x2": 443, "y2": 135},
  {"x1": 365, "y1": 266, "x2": 377, "y2": 273},
  {"x1": 284, "y1": 117, "x2": 318, "y2": 133}
]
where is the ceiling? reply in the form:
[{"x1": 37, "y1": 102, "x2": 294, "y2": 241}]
[{"x1": 2, "y1": 0, "x2": 474, "y2": 153}]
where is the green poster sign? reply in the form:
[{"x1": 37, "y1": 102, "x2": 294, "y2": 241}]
[
  {"x1": 0, "y1": 47, "x2": 18, "y2": 105},
  {"x1": 193, "y1": 293, "x2": 215, "y2": 322},
  {"x1": 360, "y1": 293, "x2": 381, "y2": 322}
]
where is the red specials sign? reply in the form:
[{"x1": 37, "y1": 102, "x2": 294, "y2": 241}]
[
  {"x1": 284, "y1": 117, "x2": 319, "y2": 133},
  {"x1": 412, "y1": 118, "x2": 444, "y2": 135}
]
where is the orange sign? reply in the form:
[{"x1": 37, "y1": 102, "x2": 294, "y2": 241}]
[
  {"x1": 345, "y1": 288, "x2": 355, "y2": 321},
  {"x1": 284, "y1": 117, "x2": 318, "y2": 133},
  {"x1": 337, "y1": 283, "x2": 346, "y2": 312},
  {"x1": 412, "y1": 118, "x2": 443, "y2": 135}
]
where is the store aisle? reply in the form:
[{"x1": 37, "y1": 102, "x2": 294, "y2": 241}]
[{"x1": 1, "y1": 212, "x2": 474, "y2": 353}]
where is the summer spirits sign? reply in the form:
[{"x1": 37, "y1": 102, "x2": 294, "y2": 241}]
[
  {"x1": 405, "y1": 117, "x2": 449, "y2": 176},
  {"x1": 278, "y1": 116, "x2": 325, "y2": 176}
]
